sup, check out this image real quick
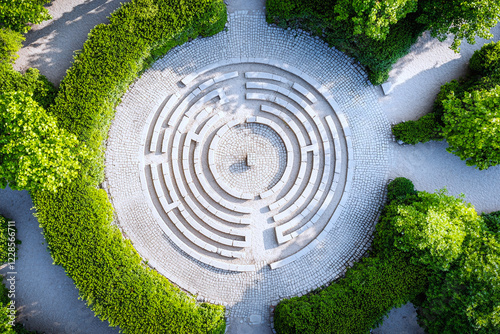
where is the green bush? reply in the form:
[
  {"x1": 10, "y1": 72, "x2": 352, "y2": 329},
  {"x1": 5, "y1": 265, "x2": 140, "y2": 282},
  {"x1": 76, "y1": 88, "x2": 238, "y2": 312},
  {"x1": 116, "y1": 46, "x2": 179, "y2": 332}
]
[
  {"x1": 379, "y1": 189, "x2": 481, "y2": 271},
  {"x1": 0, "y1": 92, "x2": 87, "y2": 192},
  {"x1": 469, "y1": 41, "x2": 500, "y2": 75},
  {"x1": 392, "y1": 112, "x2": 443, "y2": 144},
  {"x1": 441, "y1": 85, "x2": 500, "y2": 170},
  {"x1": 266, "y1": 0, "x2": 425, "y2": 85},
  {"x1": 0, "y1": 0, "x2": 51, "y2": 33},
  {"x1": 415, "y1": 229, "x2": 500, "y2": 333},
  {"x1": 31, "y1": 0, "x2": 228, "y2": 333},
  {"x1": 386, "y1": 177, "x2": 417, "y2": 203},
  {"x1": 482, "y1": 211, "x2": 500, "y2": 233},
  {"x1": 0, "y1": 28, "x2": 56, "y2": 109},
  {"x1": 0, "y1": 28, "x2": 23, "y2": 65},
  {"x1": 274, "y1": 251, "x2": 428, "y2": 334}
]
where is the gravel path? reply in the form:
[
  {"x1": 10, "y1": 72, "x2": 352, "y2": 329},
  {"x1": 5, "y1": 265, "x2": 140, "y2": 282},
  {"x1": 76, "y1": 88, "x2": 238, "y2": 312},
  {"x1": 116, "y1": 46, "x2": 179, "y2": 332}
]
[{"x1": 3, "y1": 0, "x2": 498, "y2": 333}]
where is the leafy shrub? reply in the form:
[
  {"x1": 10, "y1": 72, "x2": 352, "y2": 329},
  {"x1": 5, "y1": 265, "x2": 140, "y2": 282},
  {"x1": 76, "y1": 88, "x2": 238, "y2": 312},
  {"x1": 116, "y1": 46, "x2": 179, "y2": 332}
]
[
  {"x1": 441, "y1": 85, "x2": 500, "y2": 170},
  {"x1": 379, "y1": 189, "x2": 481, "y2": 271},
  {"x1": 0, "y1": 27, "x2": 56, "y2": 109},
  {"x1": 0, "y1": 92, "x2": 86, "y2": 192},
  {"x1": 482, "y1": 211, "x2": 500, "y2": 233},
  {"x1": 266, "y1": 0, "x2": 425, "y2": 85},
  {"x1": 416, "y1": 229, "x2": 500, "y2": 333},
  {"x1": 31, "y1": 0, "x2": 228, "y2": 333},
  {"x1": 391, "y1": 112, "x2": 443, "y2": 144},
  {"x1": 274, "y1": 251, "x2": 428, "y2": 334},
  {"x1": 0, "y1": 28, "x2": 23, "y2": 65},
  {"x1": 0, "y1": 0, "x2": 51, "y2": 33},
  {"x1": 469, "y1": 41, "x2": 500, "y2": 75},
  {"x1": 386, "y1": 177, "x2": 417, "y2": 203}
]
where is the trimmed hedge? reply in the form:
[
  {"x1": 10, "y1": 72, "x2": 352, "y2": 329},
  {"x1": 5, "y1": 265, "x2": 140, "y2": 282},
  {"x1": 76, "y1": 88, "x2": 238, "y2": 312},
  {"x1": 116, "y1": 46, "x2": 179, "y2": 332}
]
[
  {"x1": 391, "y1": 112, "x2": 443, "y2": 144},
  {"x1": 266, "y1": 0, "x2": 426, "y2": 84},
  {"x1": 274, "y1": 251, "x2": 428, "y2": 334},
  {"x1": 30, "y1": 0, "x2": 228, "y2": 333}
]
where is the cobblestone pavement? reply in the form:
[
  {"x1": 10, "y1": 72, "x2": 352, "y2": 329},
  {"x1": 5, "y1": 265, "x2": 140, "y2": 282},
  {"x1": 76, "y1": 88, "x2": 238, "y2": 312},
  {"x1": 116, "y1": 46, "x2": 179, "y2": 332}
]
[{"x1": 106, "y1": 10, "x2": 391, "y2": 332}]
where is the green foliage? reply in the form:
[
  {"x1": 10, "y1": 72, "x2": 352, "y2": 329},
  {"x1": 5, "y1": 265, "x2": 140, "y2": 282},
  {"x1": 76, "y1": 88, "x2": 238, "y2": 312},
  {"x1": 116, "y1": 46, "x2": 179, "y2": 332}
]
[
  {"x1": 441, "y1": 85, "x2": 500, "y2": 170},
  {"x1": 266, "y1": 0, "x2": 500, "y2": 84},
  {"x1": 32, "y1": 180, "x2": 225, "y2": 334},
  {"x1": 266, "y1": 0, "x2": 426, "y2": 85},
  {"x1": 0, "y1": 28, "x2": 23, "y2": 64},
  {"x1": 482, "y1": 211, "x2": 500, "y2": 233},
  {"x1": 274, "y1": 251, "x2": 428, "y2": 334},
  {"x1": 0, "y1": 28, "x2": 57, "y2": 109},
  {"x1": 29, "y1": 0, "x2": 228, "y2": 332},
  {"x1": 417, "y1": 0, "x2": 500, "y2": 51},
  {"x1": 386, "y1": 177, "x2": 417, "y2": 203},
  {"x1": 416, "y1": 230, "x2": 500, "y2": 333},
  {"x1": 334, "y1": 0, "x2": 418, "y2": 40},
  {"x1": 392, "y1": 112, "x2": 443, "y2": 144},
  {"x1": 0, "y1": 92, "x2": 86, "y2": 192},
  {"x1": 380, "y1": 189, "x2": 481, "y2": 271},
  {"x1": 51, "y1": 0, "x2": 227, "y2": 183},
  {"x1": 0, "y1": 0, "x2": 51, "y2": 33},
  {"x1": 470, "y1": 41, "x2": 500, "y2": 76}
]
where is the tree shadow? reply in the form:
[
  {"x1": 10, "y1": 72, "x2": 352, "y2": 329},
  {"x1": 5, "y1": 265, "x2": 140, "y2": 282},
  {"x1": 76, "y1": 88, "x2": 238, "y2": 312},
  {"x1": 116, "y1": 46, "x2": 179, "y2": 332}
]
[{"x1": 14, "y1": 0, "x2": 127, "y2": 85}]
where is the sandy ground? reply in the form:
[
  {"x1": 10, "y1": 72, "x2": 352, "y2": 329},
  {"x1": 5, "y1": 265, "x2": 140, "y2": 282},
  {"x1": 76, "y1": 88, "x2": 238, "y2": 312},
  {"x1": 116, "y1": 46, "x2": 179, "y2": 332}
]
[{"x1": 4, "y1": 0, "x2": 499, "y2": 333}]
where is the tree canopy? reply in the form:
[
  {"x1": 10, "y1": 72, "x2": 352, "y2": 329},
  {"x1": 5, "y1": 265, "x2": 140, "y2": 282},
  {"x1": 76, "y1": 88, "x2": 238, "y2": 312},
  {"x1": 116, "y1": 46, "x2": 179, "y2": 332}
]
[
  {"x1": 333, "y1": 0, "x2": 500, "y2": 50},
  {"x1": 441, "y1": 85, "x2": 500, "y2": 170},
  {"x1": 0, "y1": 0, "x2": 51, "y2": 33},
  {"x1": 0, "y1": 91, "x2": 86, "y2": 192}
]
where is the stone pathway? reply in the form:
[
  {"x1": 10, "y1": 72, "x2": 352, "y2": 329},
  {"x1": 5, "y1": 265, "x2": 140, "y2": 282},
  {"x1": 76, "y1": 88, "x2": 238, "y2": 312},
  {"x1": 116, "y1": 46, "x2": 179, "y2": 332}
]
[{"x1": 106, "y1": 10, "x2": 390, "y2": 333}]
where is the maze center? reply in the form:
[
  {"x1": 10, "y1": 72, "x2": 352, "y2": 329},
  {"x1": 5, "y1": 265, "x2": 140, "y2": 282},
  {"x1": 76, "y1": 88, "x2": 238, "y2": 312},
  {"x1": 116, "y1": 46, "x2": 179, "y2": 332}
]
[{"x1": 214, "y1": 123, "x2": 287, "y2": 197}]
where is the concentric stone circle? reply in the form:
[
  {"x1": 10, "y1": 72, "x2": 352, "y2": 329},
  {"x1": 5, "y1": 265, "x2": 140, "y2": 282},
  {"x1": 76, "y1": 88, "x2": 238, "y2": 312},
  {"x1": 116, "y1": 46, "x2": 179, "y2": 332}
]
[
  {"x1": 213, "y1": 122, "x2": 287, "y2": 197},
  {"x1": 136, "y1": 59, "x2": 351, "y2": 272},
  {"x1": 106, "y1": 10, "x2": 391, "y2": 323}
]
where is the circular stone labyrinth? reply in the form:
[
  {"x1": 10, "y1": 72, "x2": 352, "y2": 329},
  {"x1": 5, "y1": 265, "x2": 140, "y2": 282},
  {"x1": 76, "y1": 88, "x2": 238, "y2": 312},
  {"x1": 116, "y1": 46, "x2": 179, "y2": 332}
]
[{"x1": 106, "y1": 10, "x2": 391, "y2": 325}]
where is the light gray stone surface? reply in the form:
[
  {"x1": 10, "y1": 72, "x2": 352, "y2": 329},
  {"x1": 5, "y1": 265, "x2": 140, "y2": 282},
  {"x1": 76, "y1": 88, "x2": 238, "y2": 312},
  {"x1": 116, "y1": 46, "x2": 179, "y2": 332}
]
[{"x1": 105, "y1": 10, "x2": 390, "y2": 331}]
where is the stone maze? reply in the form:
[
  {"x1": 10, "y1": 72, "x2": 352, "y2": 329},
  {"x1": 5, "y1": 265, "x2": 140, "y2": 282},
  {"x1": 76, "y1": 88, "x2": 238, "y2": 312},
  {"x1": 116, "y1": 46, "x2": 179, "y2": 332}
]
[{"x1": 106, "y1": 10, "x2": 391, "y2": 327}]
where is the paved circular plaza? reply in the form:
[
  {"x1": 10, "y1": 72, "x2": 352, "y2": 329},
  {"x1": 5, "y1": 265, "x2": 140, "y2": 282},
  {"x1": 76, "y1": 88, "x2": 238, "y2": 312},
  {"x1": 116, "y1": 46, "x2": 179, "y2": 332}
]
[{"x1": 106, "y1": 10, "x2": 391, "y2": 327}]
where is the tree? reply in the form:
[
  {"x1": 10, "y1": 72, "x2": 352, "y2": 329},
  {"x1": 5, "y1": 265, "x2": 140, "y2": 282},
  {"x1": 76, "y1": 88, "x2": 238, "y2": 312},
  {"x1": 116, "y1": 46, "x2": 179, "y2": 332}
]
[
  {"x1": 0, "y1": 91, "x2": 87, "y2": 192},
  {"x1": 441, "y1": 85, "x2": 500, "y2": 170},
  {"x1": 0, "y1": 27, "x2": 23, "y2": 65},
  {"x1": 417, "y1": 0, "x2": 500, "y2": 51},
  {"x1": 379, "y1": 189, "x2": 481, "y2": 271},
  {"x1": 334, "y1": 0, "x2": 419, "y2": 40},
  {"x1": 417, "y1": 230, "x2": 500, "y2": 333},
  {"x1": 0, "y1": 0, "x2": 51, "y2": 33}
]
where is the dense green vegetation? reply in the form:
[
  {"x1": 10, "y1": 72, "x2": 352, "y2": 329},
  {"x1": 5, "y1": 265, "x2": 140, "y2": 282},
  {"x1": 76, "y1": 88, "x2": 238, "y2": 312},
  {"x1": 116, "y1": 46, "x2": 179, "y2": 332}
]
[
  {"x1": 266, "y1": 0, "x2": 500, "y2": 84},
  {"x1": 0, "y1": 27, "x2": 56, "y2": 109},
  {"x1": 393, "y1": 41, "x2": 500, "y2": 169},
  {"x1": 0, "y1": 92, "x2": 86, "y2": 192},
  {"x1": 0, "y1": 0, "x2": 51, "y2": 33},
  {"x1": 274, "y1": 178, "x2": 500, "y2": 333},
  {"x1": 24, "y1": 0, "x2": 228, "y2": 333}
]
